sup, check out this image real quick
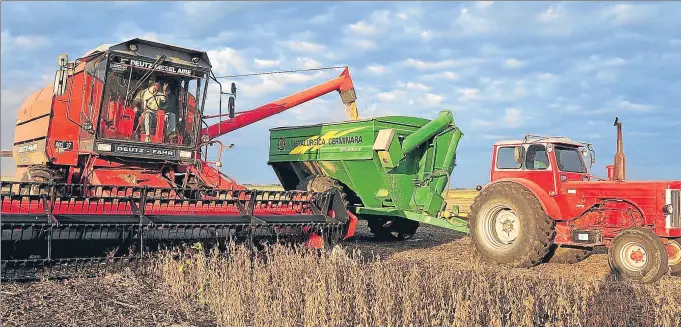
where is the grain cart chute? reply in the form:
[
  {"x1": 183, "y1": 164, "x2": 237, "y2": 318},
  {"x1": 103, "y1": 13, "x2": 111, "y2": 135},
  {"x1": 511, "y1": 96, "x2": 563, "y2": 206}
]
[
  {"x1": 469, "y1": 117, "x2": 681, "y2": 284},
  {"x1": 268, "y1": 110, "x2": 467, "y2": 240},
  {"x1": 1, "y1": 38, "x2": 361, "y2": 280}
]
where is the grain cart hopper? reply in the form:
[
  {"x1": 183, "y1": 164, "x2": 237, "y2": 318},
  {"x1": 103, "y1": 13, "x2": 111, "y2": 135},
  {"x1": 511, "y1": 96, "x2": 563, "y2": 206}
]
[
  {"x1": 268, "y1": 110, "x2": 467, "y2": 240},
  {"x1": 469, "y1": 117, "x2": 681, "y2": 284},
  {"x1": 1, "y1": 38, "x2": 361, "y2": 280}
]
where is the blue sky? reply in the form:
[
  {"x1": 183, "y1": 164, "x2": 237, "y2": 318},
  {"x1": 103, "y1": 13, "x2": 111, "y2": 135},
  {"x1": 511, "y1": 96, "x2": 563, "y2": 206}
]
[{"x1": 1, "y1": 1, "x2": 680, "y2": 188}]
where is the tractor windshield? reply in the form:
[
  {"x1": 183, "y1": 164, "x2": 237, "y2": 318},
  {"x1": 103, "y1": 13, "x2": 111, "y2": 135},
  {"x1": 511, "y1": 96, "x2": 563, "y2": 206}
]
[
  {"x1": 555, "y1": 146, "x2": 587, "y2": 173},
  {"x1": 99, "y1": 55, "x2": 208, "y2": 147}
]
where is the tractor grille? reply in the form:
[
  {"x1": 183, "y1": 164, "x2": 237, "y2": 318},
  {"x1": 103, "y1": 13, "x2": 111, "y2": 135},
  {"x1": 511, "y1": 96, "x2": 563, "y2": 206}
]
[{"x1": 670, "y1": 190, "x2": 681, "y2": 228}]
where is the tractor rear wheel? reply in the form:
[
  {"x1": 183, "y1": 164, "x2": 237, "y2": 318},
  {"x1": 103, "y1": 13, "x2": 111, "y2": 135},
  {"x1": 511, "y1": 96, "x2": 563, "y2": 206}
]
[
  {"x1": 468, "y1": 182, "x2": 555, "y2": 268},
  {"x1": 367, "y1": 216, "x2": 420, "y2": 241},
  {"x1": 608, "y1": 228, "x2": 669, "y2": 283},
  {"x1": 665, "y1": 238, "x2": 681, "y2": 276},
  {"x1": 544, "y1": 244, "x2": 593, "y2": 264}
]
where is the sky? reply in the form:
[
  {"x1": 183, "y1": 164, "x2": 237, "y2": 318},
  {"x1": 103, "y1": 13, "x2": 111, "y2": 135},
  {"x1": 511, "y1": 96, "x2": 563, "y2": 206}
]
[{"x1": 1, "y1": 1, "x2": 680, "y2": 188}]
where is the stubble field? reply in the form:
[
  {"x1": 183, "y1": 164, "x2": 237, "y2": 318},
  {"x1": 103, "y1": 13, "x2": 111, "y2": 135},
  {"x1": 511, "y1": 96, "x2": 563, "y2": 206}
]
[{"x1": 2, "y1": 188, "x2": 681, "y2": 327}]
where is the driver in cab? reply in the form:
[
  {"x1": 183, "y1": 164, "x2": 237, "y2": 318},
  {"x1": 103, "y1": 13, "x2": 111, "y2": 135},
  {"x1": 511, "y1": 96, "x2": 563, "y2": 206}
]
[
  {"x1": 133, "y1": 79, "x2": 167, "y2": 142},
  {"x1": 526, "y1": 146, "x2": 549, "y2": 170}
]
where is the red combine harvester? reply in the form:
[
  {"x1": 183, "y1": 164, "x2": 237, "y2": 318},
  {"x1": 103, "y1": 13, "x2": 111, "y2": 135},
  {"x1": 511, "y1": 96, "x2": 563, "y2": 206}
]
[
  {"x1": 469, "y1": 118, "x2": 681, "y2": 283},
  {"x1": 1, "y1": 38, "x2": 360, "y2": 280}
]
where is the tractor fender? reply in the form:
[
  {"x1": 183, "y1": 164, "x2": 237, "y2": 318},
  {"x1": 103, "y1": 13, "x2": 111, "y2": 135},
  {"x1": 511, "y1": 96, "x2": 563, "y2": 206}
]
[{"x1": 481, "y1": 178, "x2": 563, "y2": 220}]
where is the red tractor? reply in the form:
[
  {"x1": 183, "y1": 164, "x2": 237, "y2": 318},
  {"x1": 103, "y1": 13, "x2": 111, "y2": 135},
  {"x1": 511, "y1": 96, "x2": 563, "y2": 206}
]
[{"x1": 469, "y1": 117, "x2": 680, "y2": 283}]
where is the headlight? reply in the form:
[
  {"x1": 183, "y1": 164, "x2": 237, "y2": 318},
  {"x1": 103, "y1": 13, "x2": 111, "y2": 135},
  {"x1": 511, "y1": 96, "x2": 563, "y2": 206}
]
[
  {"x1": 663, "y1": 204, "x2": 674, "y2": 215},
  {"x1": 179, "y1": 150, "x2": 192, "y2": 159},
  {"x1": 128, "y1": 43, "x2": 138, "y2": 52},
  {"x1": 97, "y1": 143, "x2": 112, "y2": 152},
  {"x1": 201, "y1": 134, "x2": 210, "y2": 143}
]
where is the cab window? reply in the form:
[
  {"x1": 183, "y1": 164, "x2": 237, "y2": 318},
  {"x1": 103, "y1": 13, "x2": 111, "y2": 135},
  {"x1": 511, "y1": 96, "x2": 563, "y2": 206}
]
[
  {"x1": 496, "y1": 146, "x2": 522, "y2": 169},
  {"x1": 525, "y1": 144, "x2": 549, "y2": 170}
]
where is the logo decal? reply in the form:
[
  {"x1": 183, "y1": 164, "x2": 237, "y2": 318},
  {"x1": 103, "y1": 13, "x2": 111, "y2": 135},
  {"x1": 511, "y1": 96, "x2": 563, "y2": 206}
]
[
  {"x1": 277, "y1": 137, "x2": 286, "y2": 151},
  {"x1": 289, "y1": 127, "x2": 366, "y2": 155}
]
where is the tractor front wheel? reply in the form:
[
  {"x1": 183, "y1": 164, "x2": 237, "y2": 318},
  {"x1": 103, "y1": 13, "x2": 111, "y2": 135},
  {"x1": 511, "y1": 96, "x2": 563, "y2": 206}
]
[
  {"x1": 608, "y1": 228, "x2": 669, "y2": 284},
  {"x1": 468, "y1": 182, "x2": 555, "y2": 268},
  {"x1": 665, "y1": 238, "x2": 681, "y2": 276}
]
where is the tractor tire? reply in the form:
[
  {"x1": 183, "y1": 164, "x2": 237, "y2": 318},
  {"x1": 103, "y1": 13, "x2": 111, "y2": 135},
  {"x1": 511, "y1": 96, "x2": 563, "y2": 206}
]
[
  {"x1": 367, "y1": 216, "x2": 420, "y2": 241},
  {"x1": 608, "y1": 227, "x2": 669, "y2": 284},
  {"x1": 544, "y1": 244, "x2": 593, "y2": 264},
  {"x1": 665, "y1": 239, "x2": 681, "y2": 276},
  {"x1": 468, "y1": 182, "x2": 556, "y2": 268},
  {"x1": 19, "y1": 167, "x2": 61, "y2": 196}
]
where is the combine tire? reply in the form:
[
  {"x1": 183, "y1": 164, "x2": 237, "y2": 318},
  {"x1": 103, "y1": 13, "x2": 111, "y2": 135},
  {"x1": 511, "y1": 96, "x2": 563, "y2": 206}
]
[
  {"x1": 667, "y1": 239, "x2": 681, "y2": 276},
  {"x1": 367, "y1": 217, "x2": 420, "y2": 241},
  {"x1": 468, "y1": 182, "x2": 555, "y2": 268},
  {"x1": 608, "y1": 228, "x2": 669, "y2": 284},
  {"x1": 544, "y1": 244, "x2": 593, "y2": 264}
]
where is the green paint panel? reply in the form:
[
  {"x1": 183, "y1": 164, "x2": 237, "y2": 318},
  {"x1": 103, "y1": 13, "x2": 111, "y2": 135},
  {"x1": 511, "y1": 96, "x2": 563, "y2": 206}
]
[{"x1": 267, "y1": 110, "x2": 465, "y2": 231}]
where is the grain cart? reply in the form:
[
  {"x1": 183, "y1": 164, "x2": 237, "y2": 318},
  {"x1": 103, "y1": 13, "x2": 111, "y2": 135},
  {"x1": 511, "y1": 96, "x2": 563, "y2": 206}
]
[
  {"x1": 268, "y1": 110, "x2": 468, "y2": 240},
  {"x1": 469, "y1": 117, "x2": 681, "y2": 283}
]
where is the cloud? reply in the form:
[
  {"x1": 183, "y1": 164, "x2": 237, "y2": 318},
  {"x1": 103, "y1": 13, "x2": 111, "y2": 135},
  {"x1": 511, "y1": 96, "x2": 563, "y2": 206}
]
[
  {"x1": 452, "y1": 6, "x2": 497, "y2": 36},
  {"x1": 420, "y1": 71, "x2": 458, "y2": 81},
  {"x1": 295, "y1": 57, "x2": 322, "y2": 69},
  {"x1": 254, "y1": 58, "x2": 282, "y2": 68},
  {"x1": 424, "y1": 93, "x2": 445, "y2": 106},
  {"x1": 1, "y1": 30, "x2": 50, "y2": 53},
  {"x1": 601, "y1": 4, "x2": 657, "y2": 26},
  {"x1": 282, "y1": 40, "x2": 326, "y2": 53},
  {"x1": 397, "y1": 81, "x2": 431, "y2": 91},
  {"x1": 347, "y1": 21, "x2": 378, "y2": 36},
  {"x1": 502, "y1": 58, "x2": 526, "y2": 69},
  {"x1": 402, "y1": 57, "x2": 486, "y2": 70},
  {"x1": 366, "y1": 64, "x2": 387, "y2": 75},
  {"x1": 353, "y1": 40, "x2": 378, "y2": 50},
  {"x1": 208, "y1": 48, "x2": 248, "y2": 75},
  {"x1": 456, "y1": 88, "x2": 481, "y2": 102},
  {"x1": 471, "y1": 108, "x2": 524, "y2": 129},
  {"x1": 619, "y1": 100, "x2": 654, "y2": 112}
]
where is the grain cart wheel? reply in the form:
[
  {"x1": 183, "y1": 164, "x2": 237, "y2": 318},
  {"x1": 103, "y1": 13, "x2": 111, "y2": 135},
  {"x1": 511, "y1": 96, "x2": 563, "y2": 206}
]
[
  {"x1": 296, "y1": 175, "x2": 348, "y2": 247},
  {"x1": 468, "y1": 182, "x2": 555, "y2": 268},
  {"x1": 665, "y1": 239, "x2": 681, "y2": 276},
  {"x1": 544, "y1": 244, "x2": 593, "y2": 264},
  {"x1": 608, "y1": 228, "x2": 669, "y2": 284},
  {"x1": 19, "y1": 168, "x2": 61, "y2": 196},
  {"x1": 367, "y1": 216, "x2": 420, "y2": 241}
]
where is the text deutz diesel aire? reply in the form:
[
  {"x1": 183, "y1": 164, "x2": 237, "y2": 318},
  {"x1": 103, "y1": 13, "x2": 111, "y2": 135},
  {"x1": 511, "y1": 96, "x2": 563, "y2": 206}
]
[{"x1": 0, "y1": 38, "x2": 363, "y2": 280}]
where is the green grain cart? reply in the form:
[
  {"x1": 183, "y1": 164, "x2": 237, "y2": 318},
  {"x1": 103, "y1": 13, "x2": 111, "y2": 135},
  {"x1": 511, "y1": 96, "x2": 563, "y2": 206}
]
[{"x1": 268, "y1": 110, "x2": 467, "y2": 240}]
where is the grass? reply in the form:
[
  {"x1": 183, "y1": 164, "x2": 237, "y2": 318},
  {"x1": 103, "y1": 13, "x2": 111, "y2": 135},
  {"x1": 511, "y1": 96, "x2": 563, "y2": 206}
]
[{"x1": 155, "y1": 242, "x2": 681, "y2": 327}]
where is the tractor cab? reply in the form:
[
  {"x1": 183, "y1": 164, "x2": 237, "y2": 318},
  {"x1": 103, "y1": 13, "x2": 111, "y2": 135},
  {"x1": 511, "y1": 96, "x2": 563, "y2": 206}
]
[{"x1": 490, "y1": 135, "x2": 595, "y2": 195}]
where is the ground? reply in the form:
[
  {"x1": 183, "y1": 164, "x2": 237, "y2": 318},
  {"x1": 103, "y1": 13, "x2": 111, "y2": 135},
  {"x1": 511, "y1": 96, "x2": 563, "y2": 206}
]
[{"x1": 2, "y1": 189, "x2": 680, "y2": 327}]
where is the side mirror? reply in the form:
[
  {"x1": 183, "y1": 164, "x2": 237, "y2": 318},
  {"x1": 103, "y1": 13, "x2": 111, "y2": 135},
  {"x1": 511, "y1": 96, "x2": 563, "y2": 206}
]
[
  {"x1": 228, "y1": 96, "x2": 235, "y2": 118},
  {"x1": 513, "y1": 146, "x2": 526, "y2": 165},
  {"x1": 53, "y1": 53, "x2": 69, "y2": 96},
  {"x1": 230, "y1": 82, "x2": 237, "y2": 97}
]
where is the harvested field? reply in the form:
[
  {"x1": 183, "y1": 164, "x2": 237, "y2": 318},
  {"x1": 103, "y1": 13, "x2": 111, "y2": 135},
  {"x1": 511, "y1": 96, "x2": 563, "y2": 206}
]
[{"x1": 2, "y1": 189, "x2": 681, "y2": 327}]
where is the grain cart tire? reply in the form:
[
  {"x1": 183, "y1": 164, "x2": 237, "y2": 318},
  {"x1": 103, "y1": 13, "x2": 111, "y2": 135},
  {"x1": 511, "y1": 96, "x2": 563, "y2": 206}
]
[
  {"x1": 544, "y1": 244, "x2": 593, "y2": 264},
  {"x1": 296, "y1": 175, "x2": 348, "y2": 247},
  {"x1": 468, "y1": 182, "x2": 555, "y2": 268},
  {"x1": 667, "y1": 239, "x2": 681, "y2": 276},
  {"x1": 367, "y1": 217, "x2": 420, "y2": 241},
  {"x1": 608, "y1": 228, "x2": 669, "y2": 284},
  {"x1": 19, "y1": 167, "x2": 61, "y2": 196}
]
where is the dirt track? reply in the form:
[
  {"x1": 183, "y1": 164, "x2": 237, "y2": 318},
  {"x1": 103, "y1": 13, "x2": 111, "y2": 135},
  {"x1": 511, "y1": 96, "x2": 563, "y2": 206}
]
[{"x1": 2, "y1": 220, "x2": 680, "y2": 327}]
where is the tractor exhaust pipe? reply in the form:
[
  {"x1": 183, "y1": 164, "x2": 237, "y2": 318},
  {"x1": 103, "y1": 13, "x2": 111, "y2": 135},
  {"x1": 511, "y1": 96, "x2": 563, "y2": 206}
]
[{"x1": 613, "y1": 117, "x2": 626, "y2": 181}]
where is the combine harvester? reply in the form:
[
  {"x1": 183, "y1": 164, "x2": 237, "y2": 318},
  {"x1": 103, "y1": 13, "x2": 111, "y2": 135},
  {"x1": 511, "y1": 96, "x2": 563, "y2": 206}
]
[{"x1": 0, "y1": 38, "x2": 362, "y2": 280}]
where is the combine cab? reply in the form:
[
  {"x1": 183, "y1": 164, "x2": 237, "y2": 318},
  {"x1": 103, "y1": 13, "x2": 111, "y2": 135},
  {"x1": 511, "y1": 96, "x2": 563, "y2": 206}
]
[
  {"x1": 469, "y1": 117, "x2": 681, "y2": 283},
  {"x1": 1, "y1": 38, "x2": 360, "y2": 280}
]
